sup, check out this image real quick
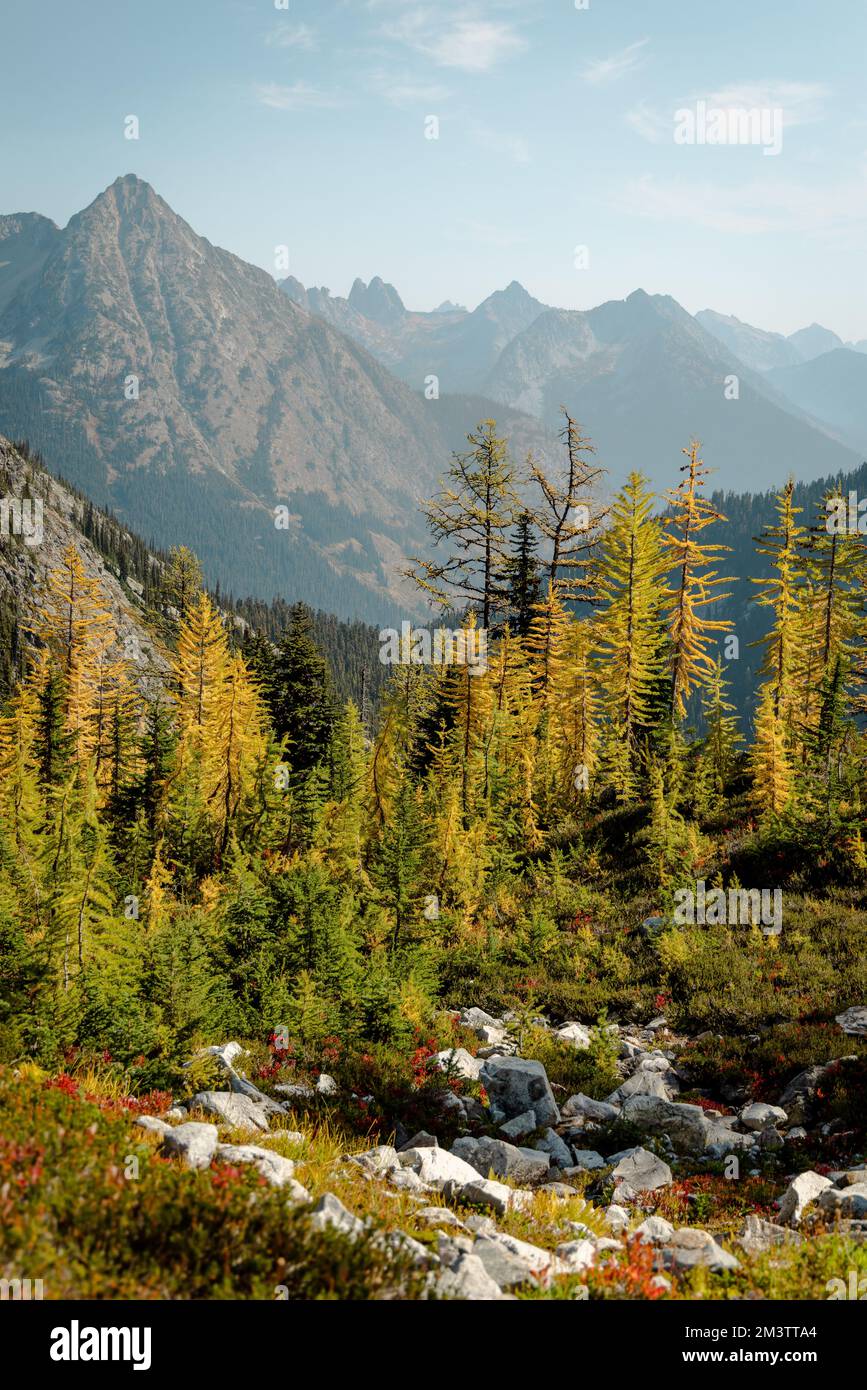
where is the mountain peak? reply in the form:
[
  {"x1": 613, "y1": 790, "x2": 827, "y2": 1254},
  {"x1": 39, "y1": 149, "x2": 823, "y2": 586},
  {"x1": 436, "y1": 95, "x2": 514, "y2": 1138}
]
[
  {"x1": 75, "y1": 175, "x2": 169, "y2": 228},
  {"x1": 347, "y1": 276, "x2": 405, "y2": 325},
  {"x1": 103, "y1": 173, "x2": 160, "y2": 202},
  {"x1": 280, "y1": 275, "x2": 309, "y2": 309},
  {"x1": 500, "y1": 279, "x2": 533, "y2": 301},
  {"x1": 787, "y1": 322, "x2": 844, "y2": 362},
  {"x1": 112, "y1": 172, "x2": 153, "y2": 190}
]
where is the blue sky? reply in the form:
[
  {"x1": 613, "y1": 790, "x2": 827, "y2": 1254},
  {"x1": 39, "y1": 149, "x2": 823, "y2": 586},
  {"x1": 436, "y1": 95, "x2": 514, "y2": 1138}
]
[{"x1": 2, "y1": 0, "x2": 866, "y2": 336}]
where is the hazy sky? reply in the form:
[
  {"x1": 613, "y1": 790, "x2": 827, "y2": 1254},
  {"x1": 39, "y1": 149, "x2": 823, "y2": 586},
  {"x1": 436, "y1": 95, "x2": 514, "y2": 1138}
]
[{"x1": 3, "y1": 0, "x2": 866, "y2": 337}]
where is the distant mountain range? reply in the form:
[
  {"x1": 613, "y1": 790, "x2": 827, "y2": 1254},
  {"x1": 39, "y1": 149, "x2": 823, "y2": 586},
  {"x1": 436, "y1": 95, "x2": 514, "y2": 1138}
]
[
  {"x1": 285, "y1": 273, "x2": 865, "y2": 492},
  {"x1": 696, "y1": 308, "x2": 867, "y2": 374},
  {"x1": 0, "y1": 175, "x2": 863, "y2": 626},
  {"x1": 281, "y1": 274, "x2": 547, "y2": 395},
  {"x1": 696, "y1": 309, "x2": 867, "y2": 457}
]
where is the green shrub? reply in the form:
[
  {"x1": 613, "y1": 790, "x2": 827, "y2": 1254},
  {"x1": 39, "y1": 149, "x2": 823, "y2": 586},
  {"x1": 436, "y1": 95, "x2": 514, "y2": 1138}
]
[{"x1": 0, "y1": 1068, "x2": 425, "y2": 1300}]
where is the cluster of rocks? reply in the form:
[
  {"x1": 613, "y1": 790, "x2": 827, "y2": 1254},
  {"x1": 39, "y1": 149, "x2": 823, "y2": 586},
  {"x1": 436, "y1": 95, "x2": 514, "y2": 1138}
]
[
  {"x1": 342, "y1": 1132, "x2": 750, "y2": 1295},
  {"x1": 136, "y1": 1041, "x2": 319, "y2": 1197},
  {"x1": 131, "y1": 1004, "x2": 867, "y2": 1299}
]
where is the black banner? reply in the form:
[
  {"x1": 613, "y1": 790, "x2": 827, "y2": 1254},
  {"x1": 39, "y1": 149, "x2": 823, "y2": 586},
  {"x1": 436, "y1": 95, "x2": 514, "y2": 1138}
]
[{"x1": 6, "y1": 1297, "x2": 861, "y2": 1377}]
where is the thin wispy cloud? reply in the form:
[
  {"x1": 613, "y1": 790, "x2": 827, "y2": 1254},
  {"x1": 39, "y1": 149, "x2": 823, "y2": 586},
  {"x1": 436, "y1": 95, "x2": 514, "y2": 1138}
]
[
  {"x1": 369, "y1": 73, "x2": 451, "y2": 107},
  {"x1": 581, "y1": 39, "x2": 649, "y2": 86},
  {"x1": 473, "y1": 123, "x2": 530, "y2": 164},
  {"x1": 254, "y1": 81, "x2": 343, "y2": 111},
  {"x1": 626, "y1": 81, "x2": 829, "y2": 147},
  {"x1": 617, "y1": 168, "x2": 867, "y2": 246},
  {"x1": 624, "y1": 101, "x2": 669, "y2": 144},
  {"x1": 703, "y1": 81, "x2": 828, "y2": 126},
  {"x1": 266, "y1": 24, "x2": 317, "y2": 51},
  {"x1": 382, "y1": 8, "x2": 526, "y2": 73}
]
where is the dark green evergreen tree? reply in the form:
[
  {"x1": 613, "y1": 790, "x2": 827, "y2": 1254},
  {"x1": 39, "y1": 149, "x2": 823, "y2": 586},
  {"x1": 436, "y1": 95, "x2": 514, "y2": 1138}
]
[
  {"x1": 267, "y1": 605, "x2": 336, "y2": 772},
  {"x1": 506, "y1": 512, "x2": 542, "y2": 636}
]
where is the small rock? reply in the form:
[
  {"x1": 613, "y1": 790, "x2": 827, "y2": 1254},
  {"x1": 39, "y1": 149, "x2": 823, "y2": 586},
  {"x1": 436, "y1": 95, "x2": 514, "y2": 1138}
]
[
  {"x1": 777, "y1": 1170, "x2": 834, "y2": 1226},
  {"x1": 309, "y1": 1192, "x2": 365, "y2": 1239},
  {"x1": 277, "y1": 1129, "x2": 304, "y2": 1145},
  {"x1": 458, "y1": 1178, "x2": 530, "y2": 1216},
  {"x1": 555, "y1": 1022, "x2": 591, "y2": 1048},
  {"x1": 619, "y1": 1094, "x2": 710, "y2": 1154},
  {"x1": 201, "y1": 1041, "x2": 244, "y2": 1069},
  {"x1": 472, "y1": 1231, "x2": 566, "y2": 1289},
  {"x1": 475, "y1": 1025, "x2": 509, "y2": 1046},
  {"x1": 777, "y1": 1063, "x2": 838, "y2": 1126},
  {"x1": 561, "y1": 1093, "x2": 620, "y2": 1123},
  {"x1": 635, "y1": 1215, "x2": 675, "y2": 1245},
  {"x1": 213, "y1": 1143, "x2": 299, "y2": 1188},
  {"x1": 463, "y1": 1213, "x2": 498, "y2": 1235},
  {"x1": 461, "y1": 1006, "x2": 504, "y2": 1032},
  {"x1": 400, "y1": 1146, "x2": 481, "y2": 1191},
  {"x1": 607, "y1": 1071, "x2": 675, "y2": 1104},
  {"x1": 759, "y1": 1127, "x2": 785, "y2": 1151},
  {"x1": 740, "y1": 1101, "x2": 788, "y2": 1131},
  {"x1": 738, "y1": 1214, "x2": 803, "y2": 1256},
  {"x1": 274, "y1": 1082, "x2": 316, "y2": 1102},
  {"x1": 389, "y1": 1168, "x2": 425, "y2": 1192},
  {"x1": 417, "y1": 1206, "x2": 466, "y2": 1230},
  {"x1": 436, "y1": 1251, "x2": 505, "y2": 1301},
  {"x1": 836, "y1": 1166, "x2": 867, "y2": 1187},
  {"x1": 190, "y1": 1090, "x2": 271, "y2": 1132},
  {"x1": 350, "y1": 1144, "x2": 401, "y2": 1175},
  {"x1": 195, "y1": 1044, "x2": 285, "y2": 1115},
  {"x1": 135, "y1": 1115, "x2": 171, "y2": 1136},
  {"x1": 315, "y1": 1073, "x2": 338, "y2": 1096},
  {"x1": 535, "y1": 1128, "x2": 572, "y2": 1169},
  {"x1": 376, "y1": 1229, "x2": 434, "y2": 1266},
  {"x1": 451, "y1": 1136, "x2": 550, "y2": 1186},
  {"x1": 429, "y1": 1047, "x2": 481, "y2": 1081},
  {"x1": 438, "y1": 1091, "x2": 468, "y2": 1120},
  {"x1": 567, "y1": 1150, "x2": 607, "y2": 1171},
  {"x1": 664, "y1": 1228, "x2": 739, "y2": 1272},
  {"x1": 555, "y1": 1238, "x2": 597, "y2": 1270},
  {"x1": 611, "y1": 1147, "x2": 673, "y2": 1192},
  {"x1": 818, "y1": 1183, "x2": 867, "y2": 1218},
  {"x1": 160, "y1": 1122, "x2": 219, "y2": 1170},
  {"x1": 604, "y1": 1204, "x2": 630, "y2": 1234},
  {"x1": 399, "y1": 1131, "x2": 438, "y2": 1151},
  {"x1": 479, "y1": 1056, "x2": 560, "y2": 1127},
  {"x1": 836, "y1": 1005, "x2": 867, "y2": 1036},
  {"x1": 498, "y1": 1110, "x2": 537, "y2": 1141}
]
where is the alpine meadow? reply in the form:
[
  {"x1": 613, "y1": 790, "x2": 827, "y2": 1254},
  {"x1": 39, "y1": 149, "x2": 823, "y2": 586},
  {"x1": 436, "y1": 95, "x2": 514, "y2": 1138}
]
[{"x1": 1, "y1": 0, "x2": 866, "y2": 1345}]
